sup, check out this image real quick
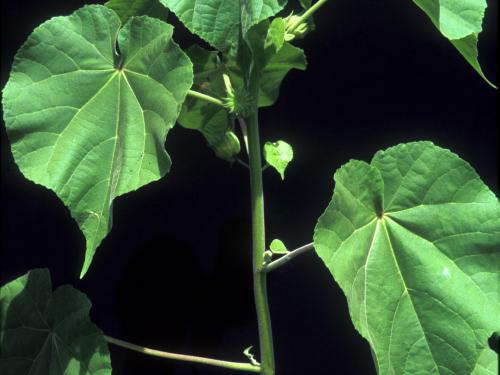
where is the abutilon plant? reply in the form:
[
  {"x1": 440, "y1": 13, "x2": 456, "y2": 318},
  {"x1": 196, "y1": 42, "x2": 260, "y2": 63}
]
[{"x1": 0, "y1": 0, "x2": 498, "y2": 374}]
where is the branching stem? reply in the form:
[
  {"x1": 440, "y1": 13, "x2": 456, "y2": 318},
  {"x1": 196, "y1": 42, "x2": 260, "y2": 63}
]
[
  {"x1": 265, "y1": 242, "x2": 314, "y2": 273},
  {"x1": 187, "y1": 89, "x2": 225, "y2": 108},
  {"x1": 288, "y1": 0, "x2": 329, "y2": 33},
  {"x1": 105, "y1": 336, "x2": 260, "y2": 373}
]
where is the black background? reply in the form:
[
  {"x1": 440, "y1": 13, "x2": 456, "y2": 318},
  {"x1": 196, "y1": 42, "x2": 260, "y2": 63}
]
[{"x1": 1, "y1": 1, "x2": 497, "y2": 374}]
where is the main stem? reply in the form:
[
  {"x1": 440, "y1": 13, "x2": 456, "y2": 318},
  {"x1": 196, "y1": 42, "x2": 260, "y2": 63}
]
[{"x1": 247, "y1": 81, "x2": 275, "y2": 374}]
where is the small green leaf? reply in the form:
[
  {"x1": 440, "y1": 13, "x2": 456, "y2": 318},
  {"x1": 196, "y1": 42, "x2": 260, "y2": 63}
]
[
  {"x1": 412, "y1": 0, "x2": 495, "y2": 87},
  {"x1": 266, "y1": 18, "x2": 286, "y2": 53},
  {"x1": 264, "y1": 141, "x2": 294, "y2": 179},
  {"x1": 270, "y1": 239, "x2": 289, "y2": 254},
  {"x1": 0, "y1": 269, "x2": 111, "y2": 375},
  {"x1": 2, "y1": 5, "x2": 194, "y2": 277},
  {"x1": 314, "y1": 141, "x2": 500, "y2": 374},
  {"x1": 160, "y1": 0, "x2": 287, "y2": 53},
  {"x1": 105, "y1": 0, "x2": 169, "y2": 22}
]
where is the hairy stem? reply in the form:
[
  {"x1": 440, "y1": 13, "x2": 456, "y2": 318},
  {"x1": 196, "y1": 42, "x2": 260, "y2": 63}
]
[
  {"x1": 187, "y1": 89, "x2": 225, "y2": 107},
  {"x1": 247, "y1": 93, "x2": 275, "y2": 374},
  {"x1": 288, "y1": 0, "x2": 329, "y2": 33},
  {"x1": 265, "y1": 242, "x2": 314, "y2": 273},
  {"x1": 105, "y1": 336, "x2": 260, "y2": 373}
]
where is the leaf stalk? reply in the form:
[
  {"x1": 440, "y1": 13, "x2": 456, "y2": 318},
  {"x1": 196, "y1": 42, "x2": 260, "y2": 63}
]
[
  {"x1": 265, "y1": 242, "x2": 314, "y2": 273},
  {"x1": 187, "y1": 89, "x2": 225, "y2": 108},
  {"x1": 105, "y1": 335, "x2": 260, "y2": 373}
]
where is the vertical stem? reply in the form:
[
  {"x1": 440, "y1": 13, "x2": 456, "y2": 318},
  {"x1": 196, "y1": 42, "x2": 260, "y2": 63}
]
[{"x1": 246, "y1": 76, "x2": 275, "y2": 375}]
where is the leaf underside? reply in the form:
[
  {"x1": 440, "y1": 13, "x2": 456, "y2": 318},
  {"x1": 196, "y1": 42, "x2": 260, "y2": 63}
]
[
  {"x1": 105, "y1": 0, "x2": 169, "y2": 23},
  {"x1": 159, "y1": 0, "x2": 287, "y2": 53},
  {"x1": 412, "y1": 0, "x2": 495, "y2": 87},
  {"x1": 314, "y1": 141, "x2": 500, "y2": 374},
  {"x1": 2, "y1": 5, "x2": 194, "y2": 277},
  {"x1": 0, "y1": 269, "x2": 111, "y2": 375}
]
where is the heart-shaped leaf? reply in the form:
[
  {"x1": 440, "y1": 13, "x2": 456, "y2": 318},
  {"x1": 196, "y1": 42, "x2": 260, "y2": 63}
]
[
  {"x1": 314, "y1": 141, "x2": 499, "y2": 374},
  {"x1": 412, "y1": 0, "x2": 495, "y2": 87},
  {"x1": 0, "y1": 269, "x2": 111, "y2": 375},
  {"x1": 264, "y1": 140, "x2": 293, "y2": 179},
  {"x1": 2, "y1": 5, "x2": 194, "y2": 277}
]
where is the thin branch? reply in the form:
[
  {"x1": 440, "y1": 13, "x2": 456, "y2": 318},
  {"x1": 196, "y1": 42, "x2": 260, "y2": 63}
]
[
  {"x1": 288, "y1": 0, "x2": 329, "y2": 33},
  {"x1": 105, "y1": 336, "x2": 260, "y2": 373},
  {"x1": 187, "y1": 89, "x2": 225, "y2": 108},
  {"x1": 265, "y1": 242, "x2": 314, "y2": 273}
]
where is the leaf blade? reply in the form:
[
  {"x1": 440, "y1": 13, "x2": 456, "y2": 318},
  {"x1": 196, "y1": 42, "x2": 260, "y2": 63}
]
[
  {"x1": 0, "y1": 269, "x2": 111, "y2": 375},
  {"x1": 105, "y1": 0, "x2": 169, "y2": 23},
  {"x1": 159, "y1": 0, "x2": 287, "y2": 53},
  {"x1": 314, "y1": 141, "x2": 500, "y2": 374},
  {"x1": 2, "y1": 5, "x2": 194, "y2": 277},
  {"x1": 264, "y1": 140, "x2": 293, "y2": 179},
  {"x1": 412, "y1": 0, "x2": 495, "y2": 87}
]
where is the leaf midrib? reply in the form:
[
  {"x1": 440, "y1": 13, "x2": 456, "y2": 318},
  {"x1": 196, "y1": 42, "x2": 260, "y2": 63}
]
[{"x1": 379, "y1": 219, "x2": 441, "y2": 374}]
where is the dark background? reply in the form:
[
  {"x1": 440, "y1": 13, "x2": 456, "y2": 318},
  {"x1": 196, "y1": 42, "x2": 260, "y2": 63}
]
[{"x1": 1, "y1": 1, "x2": 497, "y2": 374}]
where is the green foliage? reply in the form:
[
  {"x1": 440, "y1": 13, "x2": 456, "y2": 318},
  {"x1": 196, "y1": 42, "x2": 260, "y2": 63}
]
[
  {"x1": 412, "y1": 0, "x2": 495, "y2": 87},
  {"x1": 270, "y1": 239, "x2": 289, "y2": 254},
  {"x1": 225, "y1": 40, "x2": 307, "y2": 107},
  {"x1": 159, "y1": 0, "x2": 287, "y2": 53},
  {"x1": 0, "y1": 269, "x2": 111, "y2": 375},
  {"x1": 1, "y1": 0, "x2": 497, "y2": 374},
  {"x1": 314, "y1": 141, "x2": 500, "y2": 374},
  {"x1": 105, "y1": 0, "x2": 169, "y2": 22},
  {"x1": 264, "y1": 140, "x2": 293, "y2": 179},
  {"x1": 177, "y1": 45, "x2": 241, "y2": 161},
  {"x1": 2, "y1": 5, "x2": 193, "y2": 277}
]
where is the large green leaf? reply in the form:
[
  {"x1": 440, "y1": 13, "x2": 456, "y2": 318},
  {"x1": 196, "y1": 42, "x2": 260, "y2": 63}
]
[
  {"x1": 314, "y1": 141, "x2": 499, "y2": 374},
  {"x1": 159, "y1": 0, "x2": 287, "y2": 53},
  {"x1": 105, "y1": 0, "x2": 169, "y2": 23},
  {"x1": 0, "y1": 269, "x2": 111, "y2": 375},
  {"x1": 2, "y1": 5, "x2": 193, "y2": 277},
  {"x1": 412, "y1": 0, "x2": 495, "y2": 87}
]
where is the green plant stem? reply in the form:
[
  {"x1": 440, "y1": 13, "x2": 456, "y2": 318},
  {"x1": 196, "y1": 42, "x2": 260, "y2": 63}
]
[
  {"x1": 187, "y1": 89, "x2": 225, "y2": 107},
  {"x1": 105, "y1": 336, "x2": 260, "y2": 373},
  {"x1": 265, "y1": 242, "x2": 314, "y2": 272},
  {"x1": 246, "y1": 87, "x2": 275, "y2": 374},
  {"x1": 288, "y1": 0, "x2": 329, "y2": 33}
]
